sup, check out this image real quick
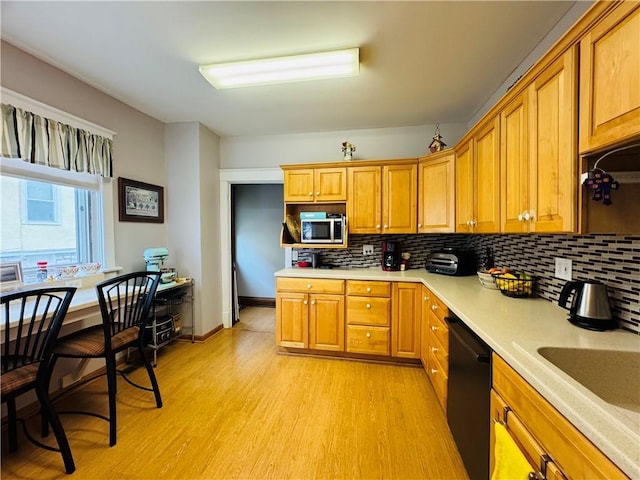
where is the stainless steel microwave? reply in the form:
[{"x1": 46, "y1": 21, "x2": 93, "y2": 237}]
[{"x1": 301, "y1": 216, "x2": 345, "y2": 244}]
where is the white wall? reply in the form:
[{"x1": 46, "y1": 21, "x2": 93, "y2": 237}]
[
  {"x1": 220, "y1": 123, "x2": 468, "y2": 169},
  {"x1": 0, "y1": 41, "x2": 168, "y2": 272},
  {"x1": 467, "y1": 0, "x2": 595, "y2": 129}
]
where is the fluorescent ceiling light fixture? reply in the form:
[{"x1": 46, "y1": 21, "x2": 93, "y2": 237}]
[{"x1": 199, "y1": 48, "x2": 359, "y2": 89}]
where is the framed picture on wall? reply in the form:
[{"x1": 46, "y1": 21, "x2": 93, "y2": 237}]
[{"x1": 118, "y1": 177, "x2": 165, "y2": 223}]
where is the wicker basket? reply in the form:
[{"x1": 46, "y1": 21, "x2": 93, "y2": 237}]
[
  {"x1": 493, "y1": 274, "x2": 536, "y2": 298},
  {"x1": 477, "y1": 271, "x2": 499, "y2": 290}
]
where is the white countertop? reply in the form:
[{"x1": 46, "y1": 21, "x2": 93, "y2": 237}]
[{"x1": 275, "y1": 267, "x2": 640, "y2": 479}]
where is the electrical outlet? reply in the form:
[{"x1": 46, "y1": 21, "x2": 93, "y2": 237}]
[
  {"x1": 554, "y1": 258, "x2": 572, "y2": 281},
  {"x1": 363, "y1": 245, "x2": 374, "y2": 255}
]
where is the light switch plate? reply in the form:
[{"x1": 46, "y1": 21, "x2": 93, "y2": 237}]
[
  {"x1": 555, "y1": 258, "x2": 572, "y2": 281},
  {"x1": 363, "y1": 245, "x2": 374, "y2": 255}
]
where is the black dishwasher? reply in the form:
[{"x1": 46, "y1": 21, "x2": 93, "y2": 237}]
[{"x1": 446, "y1": 316, "x2": 492, "y2": 480}]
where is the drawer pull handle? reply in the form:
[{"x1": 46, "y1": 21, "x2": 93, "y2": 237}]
[
  {"x1": 431, "y1": 326, "x2": 438, "y2": 331},
  {"x1": 307, "y1": 284, "x2": 312, "y2": 289},
  {"x1": 309, "y1": 192, "x2": 313, "y2": 196},
  {"x1": 366, "y1": 332, "x2": 371, "y2": 338},
  {"x1": 431, "y1": 368, "x2": 438, "y2": 374},
  {"x1": 423, "y1": 296, "x2": 428, "y2": 301},
  {"x1": 431, "y1": 347, "x2": 438, "y2": 353},
  {"x1": 432, "y1": 304, "x2": 438, "y2": 311},
  {"x1": 366, "y1": 303, "x2": 371, "y2": 309},
  {"x1": 366, "y1": 287, "x2": 371, "y2": 292}
]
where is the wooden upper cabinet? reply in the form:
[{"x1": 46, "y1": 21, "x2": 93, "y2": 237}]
[
  {"x1": 455, "y1": 140, "x2": 474, "y2": 233},
  {"x1": 418, "y1": 151, "x2": 456, "y2": 233},
  {"x1": 475, "y1": 116, "x2": 501, "y2": 233},
  {"x1": 579, "y1": 1, "x2": 640, "y2": 154},
  {"x1": 348, "y1": 162, "x2": 417, "y2": 234},
  {"x1": 283, "y1": 167, "x2": 346, "y2": 203},
  {"x1": 528, "y1": 48, "x2": 577, "y2": 233},
  {"x1": 501, "y1": 91, "x2": 529, "y2": 233},
  {"x1": 382, "y1": 163, "x2": 417, "y2": 234},
  {"x1": 456, "y1": 117, "x2": 500, "y2": 233},
  {"x1": 348, "y1": 166, "x2": 382, "y2": 233}
]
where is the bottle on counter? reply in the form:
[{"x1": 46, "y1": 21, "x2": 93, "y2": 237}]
[{"x1": 36, "y1": 261, "x2": 48, "y2": 282}]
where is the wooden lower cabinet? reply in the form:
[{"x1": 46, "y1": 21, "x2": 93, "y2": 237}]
[
  {"x1": 276, "y1": 278, "x2": 345, "y2": 351},
  {"x1": 391, "y1": 282, "x2": 421, "y2": 358},
  {"x1": 346, "y1": 280, "x2": 391, "y2": 356},
  {"x1": 492, "y1": 354, "x2": 626, "y2": 479},
  {"x1": 420, "y1": 286, "x2": 431, "y2": 367},
  {"x1": 425, "y1": 289, "x2": 450, "y2": 413}
]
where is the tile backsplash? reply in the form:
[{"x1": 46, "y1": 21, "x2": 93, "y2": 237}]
[{"x1": 298, "y1": 234, "x2": 640, "y2": 334}]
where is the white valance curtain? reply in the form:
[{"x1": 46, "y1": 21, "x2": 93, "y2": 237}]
[{"x1": 1, "y1": 103, "x2": 113, "y2": 177}]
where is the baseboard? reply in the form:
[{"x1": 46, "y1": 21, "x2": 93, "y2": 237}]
[{"x1": 239, "y1": 296, "x2": 275, "y2": 308}]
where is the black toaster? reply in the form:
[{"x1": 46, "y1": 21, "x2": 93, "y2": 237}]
[{"x1": 425, "y1": 249, "x2": 476, "y2": 276}]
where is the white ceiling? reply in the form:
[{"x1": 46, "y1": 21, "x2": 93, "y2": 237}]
[{"x1": 0, "y1": 1, "x2": 577, "y2": 138}]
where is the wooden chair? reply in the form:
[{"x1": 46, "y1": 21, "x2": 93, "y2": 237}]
[
  {"x1": 48, "y1": 271, "x2": 162, "y2": 447},
  {"x1": 1, "y1": 287, "x2": 77, "y2": 474}
]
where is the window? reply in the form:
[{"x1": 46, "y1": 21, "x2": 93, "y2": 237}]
[
  {"x1": 24, "y1": 180, "x2": 59, "y2": 223},
  {"x1": 0, "y1": 159, "x2": 106, "y2": 284}
]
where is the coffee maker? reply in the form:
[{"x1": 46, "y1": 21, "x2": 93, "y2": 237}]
[{"x1": 382, "y1": 242, "x2": 400, "y2": 271}]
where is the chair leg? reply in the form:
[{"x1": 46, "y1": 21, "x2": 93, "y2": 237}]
[
  {"x1": 105, "y1": 354, "x2": 118, "y2": 447},
  {"x1": 36, "y1": 387, "x2": 76, "y2": 474},
  {"x1": 138, "y1": 345, "x2": 163, "y2": 408},
  {"x1": 41, "y1": 355, "x2": 58, "y2": 438},
  {"x1": 7, "y1": 397, "x2": 18, "y2": 452}
]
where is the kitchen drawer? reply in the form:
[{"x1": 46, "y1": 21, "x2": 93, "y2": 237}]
[
  {"x1": 428, "y1": 310, "x2": 449, "y2": 352},
  {"x1": 346, "y1": 297, "x2": 390, "y2": 326},
  {"x1": 346, "y1": 325, "x2": 390, "y2": 356},
  {"x1": 276, "y1": 277, "x2": 345, "y2": 294},
  {"x1": 428, "y1": 294, "x2": 449, "y2": 323},
  {"x1": 428, "y1": 347, "x2": 448, "y2": 413},
  {"x1": 428, "y1": 331, "x2": 448, "y2": 377},
  {"x1": 346, "y1": 280, "x2": 391, "y2": 297}
]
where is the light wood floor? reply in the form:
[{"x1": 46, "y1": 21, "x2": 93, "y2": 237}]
[{"x1": 1, "y1": 307, "x2": 468, "y2": 480}]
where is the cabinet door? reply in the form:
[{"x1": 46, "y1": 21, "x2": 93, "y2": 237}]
[
  {"x1": 418, "y1": 153, "x2": 455, "y2": 233},
  {"x1": 314, "y1": 167, "x2": 347, "y2": 202},
  {"x1": 420, "y1": 286, "x2": 431, "y2": 369},
  {"x1": 309, "y1": 294, "x2": 344, "y2": 351},
  {"x1": 579, "y1": 2, "x2": 640, "y2": 153},
  {"x1": 283, "y1": 169, "x2": 314, "y2": 203},
  {"x1": 500, "y1": 92, "x2": 529, "y2": 233},
  {"x1": 382, "y1": 163, "x2": 418, "y2": 234},
  {"x1": 455, "y1": 140, "x2": 475, "y2": 232},
  {"x1": 474, "y1": 116, "x2": 501, "y2": 233},
  {"x1": 529, "y1": 48, "x2": 577, "y2": 233},
  {"x1": 348, "y1": 166, "x2": 382, "y2": 233},
  {"x1": 391, "y1": 282, "x2": 421, "y2": 358},
  {"x1": 276, "y1": 292, "x2": 308, "y2": 348}
]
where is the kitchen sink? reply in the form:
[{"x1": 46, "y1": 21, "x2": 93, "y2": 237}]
[{"x1": 537, "y1": 347, "x2": 640, "y2": 413}]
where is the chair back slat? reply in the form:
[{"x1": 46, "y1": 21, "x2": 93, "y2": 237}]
[
  {"x1": 96, "y1": 272, "x2": 161, "y2": 351},
  {"x1": 1, "y1": 288, "x2": 76, "y2": 374}
]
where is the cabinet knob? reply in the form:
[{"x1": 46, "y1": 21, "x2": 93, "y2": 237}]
[
  {"x1": 366, "y1": 287, "x2": 371, "y2": 292},
  {"x1": 523, "y1": 211, "x2": 532, "y2": 221},
  {"x1": 431, "y1": 304, "x2": 438, "y2": 311},
  {"x1": 366, "y1": 332, "x2": 371, "y2": 338},
  {"x1": 307, "y1": 284, "x2": 312, "y2": 289},
  {"x1": 303, "y1": 300, "x2": 308, "y2": 305},
  {"x1": 366, "y1": 303, "x2": 371, "y2": 309},
  {"x1": 431, "y1": 347, "x2": 438, "y2": 353},
  {"x1": 384, "y1": 224, "x2": 388, "y2": 229},
  {"x1": 418, "y1": 223, "x2": 422, "y2": 228},
  {"x1": 431, "y1": 368, "x2": 438, "y2": 375},
  {"x1": 518, "y1": 213, "x2": 524, "y2": 222},
  {"x1": 316, "y1": 191, "x2": 320, "y2": 196},
  {"x1": 471, "y1": 219, "x2": 477, "y2": 226},
  {"x1": 423, "y1": 295, "x2": 428, "y2": 301},
  {"x1": 376, "y1": 224, "x2": 381, "y2": 229},
  {"x1": 308, "y1": 192, "x2": 313, "y2": 196},
  {"x1": 311, "y1": 300, "x2": 315, "y2": 305},
  {"x1": 431, "y1": 325, "x2": 438, "y2": 331}
]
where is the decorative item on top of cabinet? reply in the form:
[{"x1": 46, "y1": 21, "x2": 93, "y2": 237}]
[
  {"x1": 455, "y1": 115, "x2": 501, "y2": 233},
  {"x1": 579, "y1": 1, "x2": 640, "y2": 155},
  {"x1": 391, "y1": 282, "x2": 421, "y2": 359},
  {"x1": 491, "y1": 354, "x2": 626, "y2": 479},
  {"x1": 501, "y1": 47, "x2": 577, "y2": 234},
  {"x1": 348, "y1": 160, "x2": 417, "y2": 234},
  {"x1": 345, "y1": 280, "x2": 391, "y2": 356},
  {"x1": 428, "y1": 123, "x2": 447, "y2": 153},
  {"x1": 275, "y1": 277, "x2": 345, "y2": 351},
  {"x1": 283, "y1": 166, "x2": 347, "y2": 203},
  {"x1": 418, "y1": 150, "x2": 455, "y2": 233}
]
